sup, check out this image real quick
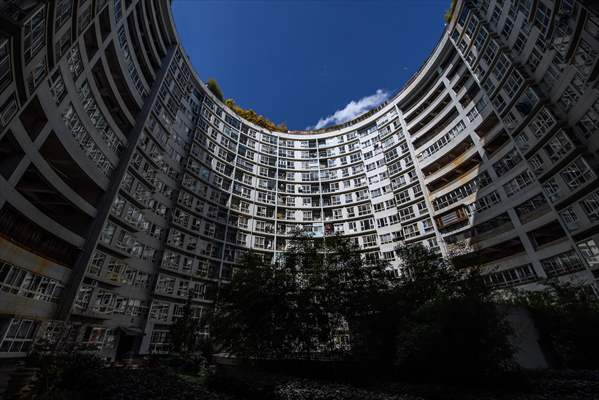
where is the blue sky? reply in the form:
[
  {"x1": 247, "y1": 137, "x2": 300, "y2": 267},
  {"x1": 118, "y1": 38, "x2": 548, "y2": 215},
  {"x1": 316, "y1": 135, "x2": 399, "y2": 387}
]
[{"x1": 172, "y1": 1, "x2": 448, "y2": 130}]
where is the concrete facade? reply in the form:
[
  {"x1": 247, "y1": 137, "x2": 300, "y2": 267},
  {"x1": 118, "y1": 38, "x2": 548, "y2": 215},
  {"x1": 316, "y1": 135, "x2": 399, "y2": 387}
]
[{"x1": 0, "y1": 0, "x2": 597, "y2": 359}]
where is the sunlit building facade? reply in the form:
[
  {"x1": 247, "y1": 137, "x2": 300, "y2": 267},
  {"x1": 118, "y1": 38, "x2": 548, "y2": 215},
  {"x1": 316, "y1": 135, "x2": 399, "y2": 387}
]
[{"x1": 0, "y1": 0, "x2": 598, "y2": 360}]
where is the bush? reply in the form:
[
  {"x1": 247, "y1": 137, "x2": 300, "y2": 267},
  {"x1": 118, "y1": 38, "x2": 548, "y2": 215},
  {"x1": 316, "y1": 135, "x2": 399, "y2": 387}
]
[
  {"x1": 514, "y1": 281, "x2": 599, "y2": 369},
  {"x1": 395, "y1": 295, "x2": 515, "y2": 381},
  {"x1": 27, "y1": 352, "x2": 106, "y2": 396},
  {"x1": 207, "y1": 78, "x2": 224, "y2": 101},
  {"x1": 392, "y1": 245, "x2": 516, "y2": 381},
  {"x1": 149, "y1": 353, "x2": 208, "y2": 375},
  {"x1": 28, "y1": 351, "x2": 220, "y2": 399},
  {"x1": 275, "y1": 379, "x2": 420, "y2": 400}
]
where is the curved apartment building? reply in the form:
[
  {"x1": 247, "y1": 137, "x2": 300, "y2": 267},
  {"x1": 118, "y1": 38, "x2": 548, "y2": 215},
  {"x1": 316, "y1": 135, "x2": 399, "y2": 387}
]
[{"x1": 0, "y1": 0, "x2": 598, "y2": 359}]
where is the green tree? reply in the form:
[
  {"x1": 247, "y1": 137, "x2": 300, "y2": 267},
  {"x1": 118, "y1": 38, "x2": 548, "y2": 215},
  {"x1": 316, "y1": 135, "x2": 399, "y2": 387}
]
[
  {"x1": 212, "y1": 234, "x2": 392, "y2": 359},
  {"x1": 513, "y1": 280, "x2": 599, "y2": 369},
  {"x1": 207, "y1": 78, "x2": 224, "y2": 101},
  {"x1": 393, "y1": 244, "x2": 515, "y2": 380},
  {"x1": 212, "y1": 252, "x2": 302, "y2": 358},
  {"x1": 170, "y1": 293, "x2": 201, "y2": 354}
]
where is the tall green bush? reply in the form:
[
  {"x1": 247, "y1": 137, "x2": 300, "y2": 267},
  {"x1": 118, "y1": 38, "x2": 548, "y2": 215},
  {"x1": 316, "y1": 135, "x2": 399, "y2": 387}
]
[{"x1": 513, "y1": 281, "x2": 599, "y2": 369}]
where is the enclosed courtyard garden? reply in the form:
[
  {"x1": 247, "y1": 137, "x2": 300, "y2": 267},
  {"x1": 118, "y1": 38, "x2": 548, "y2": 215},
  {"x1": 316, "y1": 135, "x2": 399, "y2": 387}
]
[{"x1": 6, "y1": 237, "x2": 599, "y2": 400}]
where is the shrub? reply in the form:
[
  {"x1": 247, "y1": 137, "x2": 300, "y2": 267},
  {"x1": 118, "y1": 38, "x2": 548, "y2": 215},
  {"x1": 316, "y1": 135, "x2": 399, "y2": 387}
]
[
  {"x1": 27, "y1": 351, "x2": 106, "y2": 396},
  {"x1": 514, "y1": 281, "x2": 599, "y2": 369},
  {"x1": 207, "y1": 78, "x2": 224, "y2": 101},
  {"x1": 392, "y1": 245, "x2": 516, "y2": 381},
  {"x1": 394, "y1": 295, "x2": 515, "y2": 381},
  {"x1": 275, "y1": 379, "x2": 420, "y2": 400}
]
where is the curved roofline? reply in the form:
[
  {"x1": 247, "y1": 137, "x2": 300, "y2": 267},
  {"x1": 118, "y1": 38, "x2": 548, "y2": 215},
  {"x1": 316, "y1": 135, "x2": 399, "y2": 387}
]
[{"x1": 167, "y1": 0, "x2": 463, "y2": 137}]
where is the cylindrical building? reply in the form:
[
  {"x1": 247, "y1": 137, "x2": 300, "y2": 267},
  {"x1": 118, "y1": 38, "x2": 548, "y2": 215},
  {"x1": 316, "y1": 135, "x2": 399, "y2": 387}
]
[{"x1": 0, "y1": 0, "x2": 597, "y2": 359}]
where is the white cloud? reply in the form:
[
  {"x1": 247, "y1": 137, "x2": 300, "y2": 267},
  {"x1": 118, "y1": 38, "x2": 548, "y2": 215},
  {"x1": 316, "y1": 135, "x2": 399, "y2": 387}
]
[{"x1": 308, "y1": 89, "x2": 390, "y2": 130}]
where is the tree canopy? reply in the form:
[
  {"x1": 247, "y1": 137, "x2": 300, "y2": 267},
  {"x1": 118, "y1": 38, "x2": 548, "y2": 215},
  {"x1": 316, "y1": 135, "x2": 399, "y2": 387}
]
[
  {"x1": 205, "y1": 78, "x2": 288, "y2": 132},
  {"x1": 206, "y1": 78, "x2": 224, "y2": 102}
]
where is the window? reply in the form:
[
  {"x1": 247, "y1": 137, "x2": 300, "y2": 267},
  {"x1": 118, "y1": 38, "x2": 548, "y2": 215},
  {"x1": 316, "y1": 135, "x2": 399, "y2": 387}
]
[
  {"x1": 577, "y1": 239, "x2": 599, "y2": 268},
  {"x1": 534, "y1": 2, "x2": 552, "y2": 35},
  {"x1": 0, "y1": 38, "x2": 11, "y2": 92},
  {"x1": 403, "y1": 223, "x2": 419, "y2": 239},
  {"x1": 580, "y1": 190, "x2": 599, "y2": 222},
  {"x1": 503, "y1": 170, "x2": 534, "y2": 197},
  {"x1": 399, "y1": 206, "x2": 415, "y2": 221},
  {"x1": 493, "y1": 148, "x2": 522, "y2": 176},
  {"x1": 0, "y1": 319, "x2": 39, "y2": 353},
  {"x1": 432, "y1": 172, "x2": 493, "y2": 210},
  {"x1": 470, "y1": 191, "x2": 502, "y2": 214},
  {"x1": 515, "y1": 194, "x2": 549, "y2": 223},
  {"x1": 0, "y1": 261, "x2": 64, "y2": 303},
  {"x1": 55, "y1": 0, "x2": 73, "y2": 31},
  {"x1": 483, "y1": 264, "x2": 537, "y2": 289},
  {"x1": 114, "y1": 0, "x2": 123, "y2": 21},
  {"x1": 503, "y1": 69, "x2": 523, "y2": 98},
  {"x1": 560, "y1": 157, "x2": 595, "y2": 191},
  {"x1": 28, "y1": 57, "x2": 47, "y2": 94},
  {"x1": 528, "y1": 107, "x2": 556, "y2": 139},
  {"x1": 541, "y1": 250, "x2": 585, "y2": 278},
  {"x1": 362, "y1": 234, "x2": 377, "y2": 247},
  {"x1": 560, "y1": 207, "x2": 579, "y2": 231},
  {"x1": 23, "y1": 7, "x2": 46, "y2": 64}
]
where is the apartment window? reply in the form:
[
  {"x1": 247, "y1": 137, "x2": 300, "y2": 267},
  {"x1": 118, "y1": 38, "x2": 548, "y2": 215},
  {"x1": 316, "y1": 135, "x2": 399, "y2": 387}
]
[
  {"x1": 483, "y1": 264, "x2": 537, "y2": 289},
  {"x1": 48, "y1": 69, "x2": 66, "y2": 104},
  {"x1": 577, "y1": 239, "x2": 599, "y2": 268},
  {"x1": 543, "y1": 130, "x2": 572, "y2": 163},
  {"x1": 55, "y1": 0, "x2": 73, "y2": 31},
  {"x1": 396, "y1": 190, "x2": 411, "y2": 204},
  {"x1": 0, "y1": 38, "x2": 10, "y2": 92},
  {"x1": 529, "y1": 107, "x2": 556, "y2": 139},
  {"x1": 580, "y1": 191, "x2": 599, "y2": 222},
  {"x1": 534, "y1": 2, "x2": 552, "y2": 35},
  {"x1": 470, "y1": 190, "x2": 502, "y2": 214},
  {"x1": 362, "y1": 234, "x2": 377, "y2": 247},
  {"x1": 503, "y1": 170, "x2": 534, "y2": 197},
  {"x1": 28, "y1": 57, "x2": 47, "y2": 94},
  {"x1": 493, "y1": 54, "x2": 511, "y2": 81},
  {"x1": 78, "y1": 5, "x2": 93, "y2": 34},
  {"x1": 0, "y1": 319, "x2": 39, "y2": 353},
  {"x1": 421, "y1": 219, "x2": 434, "y2": 233},
  {"x1": 150, "y1": 302, "x2": 170, "y2": 322},
  {"x1": 432, "y1": 172, "x2": 493, "y2": 210},
  {"x1": 527, "y1": 42, "x2": 544, "y2": 71},
  {"x1": 503, "y1": 69, "x2": 523, "y2": 98},
  {"x1": 474, "y1": 26, "x2": 489, "y2": 49},
  {"x1": 482, "y1": 40, "x2": 499, "y2": 65},
  {"x1": 512, "y1": 33, "x2": 527, "y2": 55},
  {"x1": 490, "y1": 6, "x2": 501, "y2": 28},
  {"x1": 541, "y1": 250, "x2": 585, "y2": 278},
  {"x1": 560, "y1": 157, "x2": 595, "y2": 191},
  {"x1": 493, "y1": 148, "x2": 522, "y2": 177},
  {"x1": 113, "y1": 0, "x2": 123, "y2": 21},
  {"x1": 360, "y1": 219, "x2": 374, "y2": 231},
  {"x1": 501, "y1": 16, "x2": 514, "y2": 38},
  {"x1": 560, "y1": 207, "x2": 579, "y2": 231},
  {"x1": 403, "y1": 223, "x2": 419, "y2": 239},
  {"x1": 399, "y1": 206, "x2": 415, "y2": 221},
  {"x1": 24, "y1": 7, "x2": 46, "y2": 64},
  {"x1": 558, "y1": 86, "x2": 580, "y2": 113},
  {"x1": 0, "y1": 261, "x2": 64, "y2": 303},
  {"x1": 55, "y1": 30, "x2": 71, "y2": 60}
]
